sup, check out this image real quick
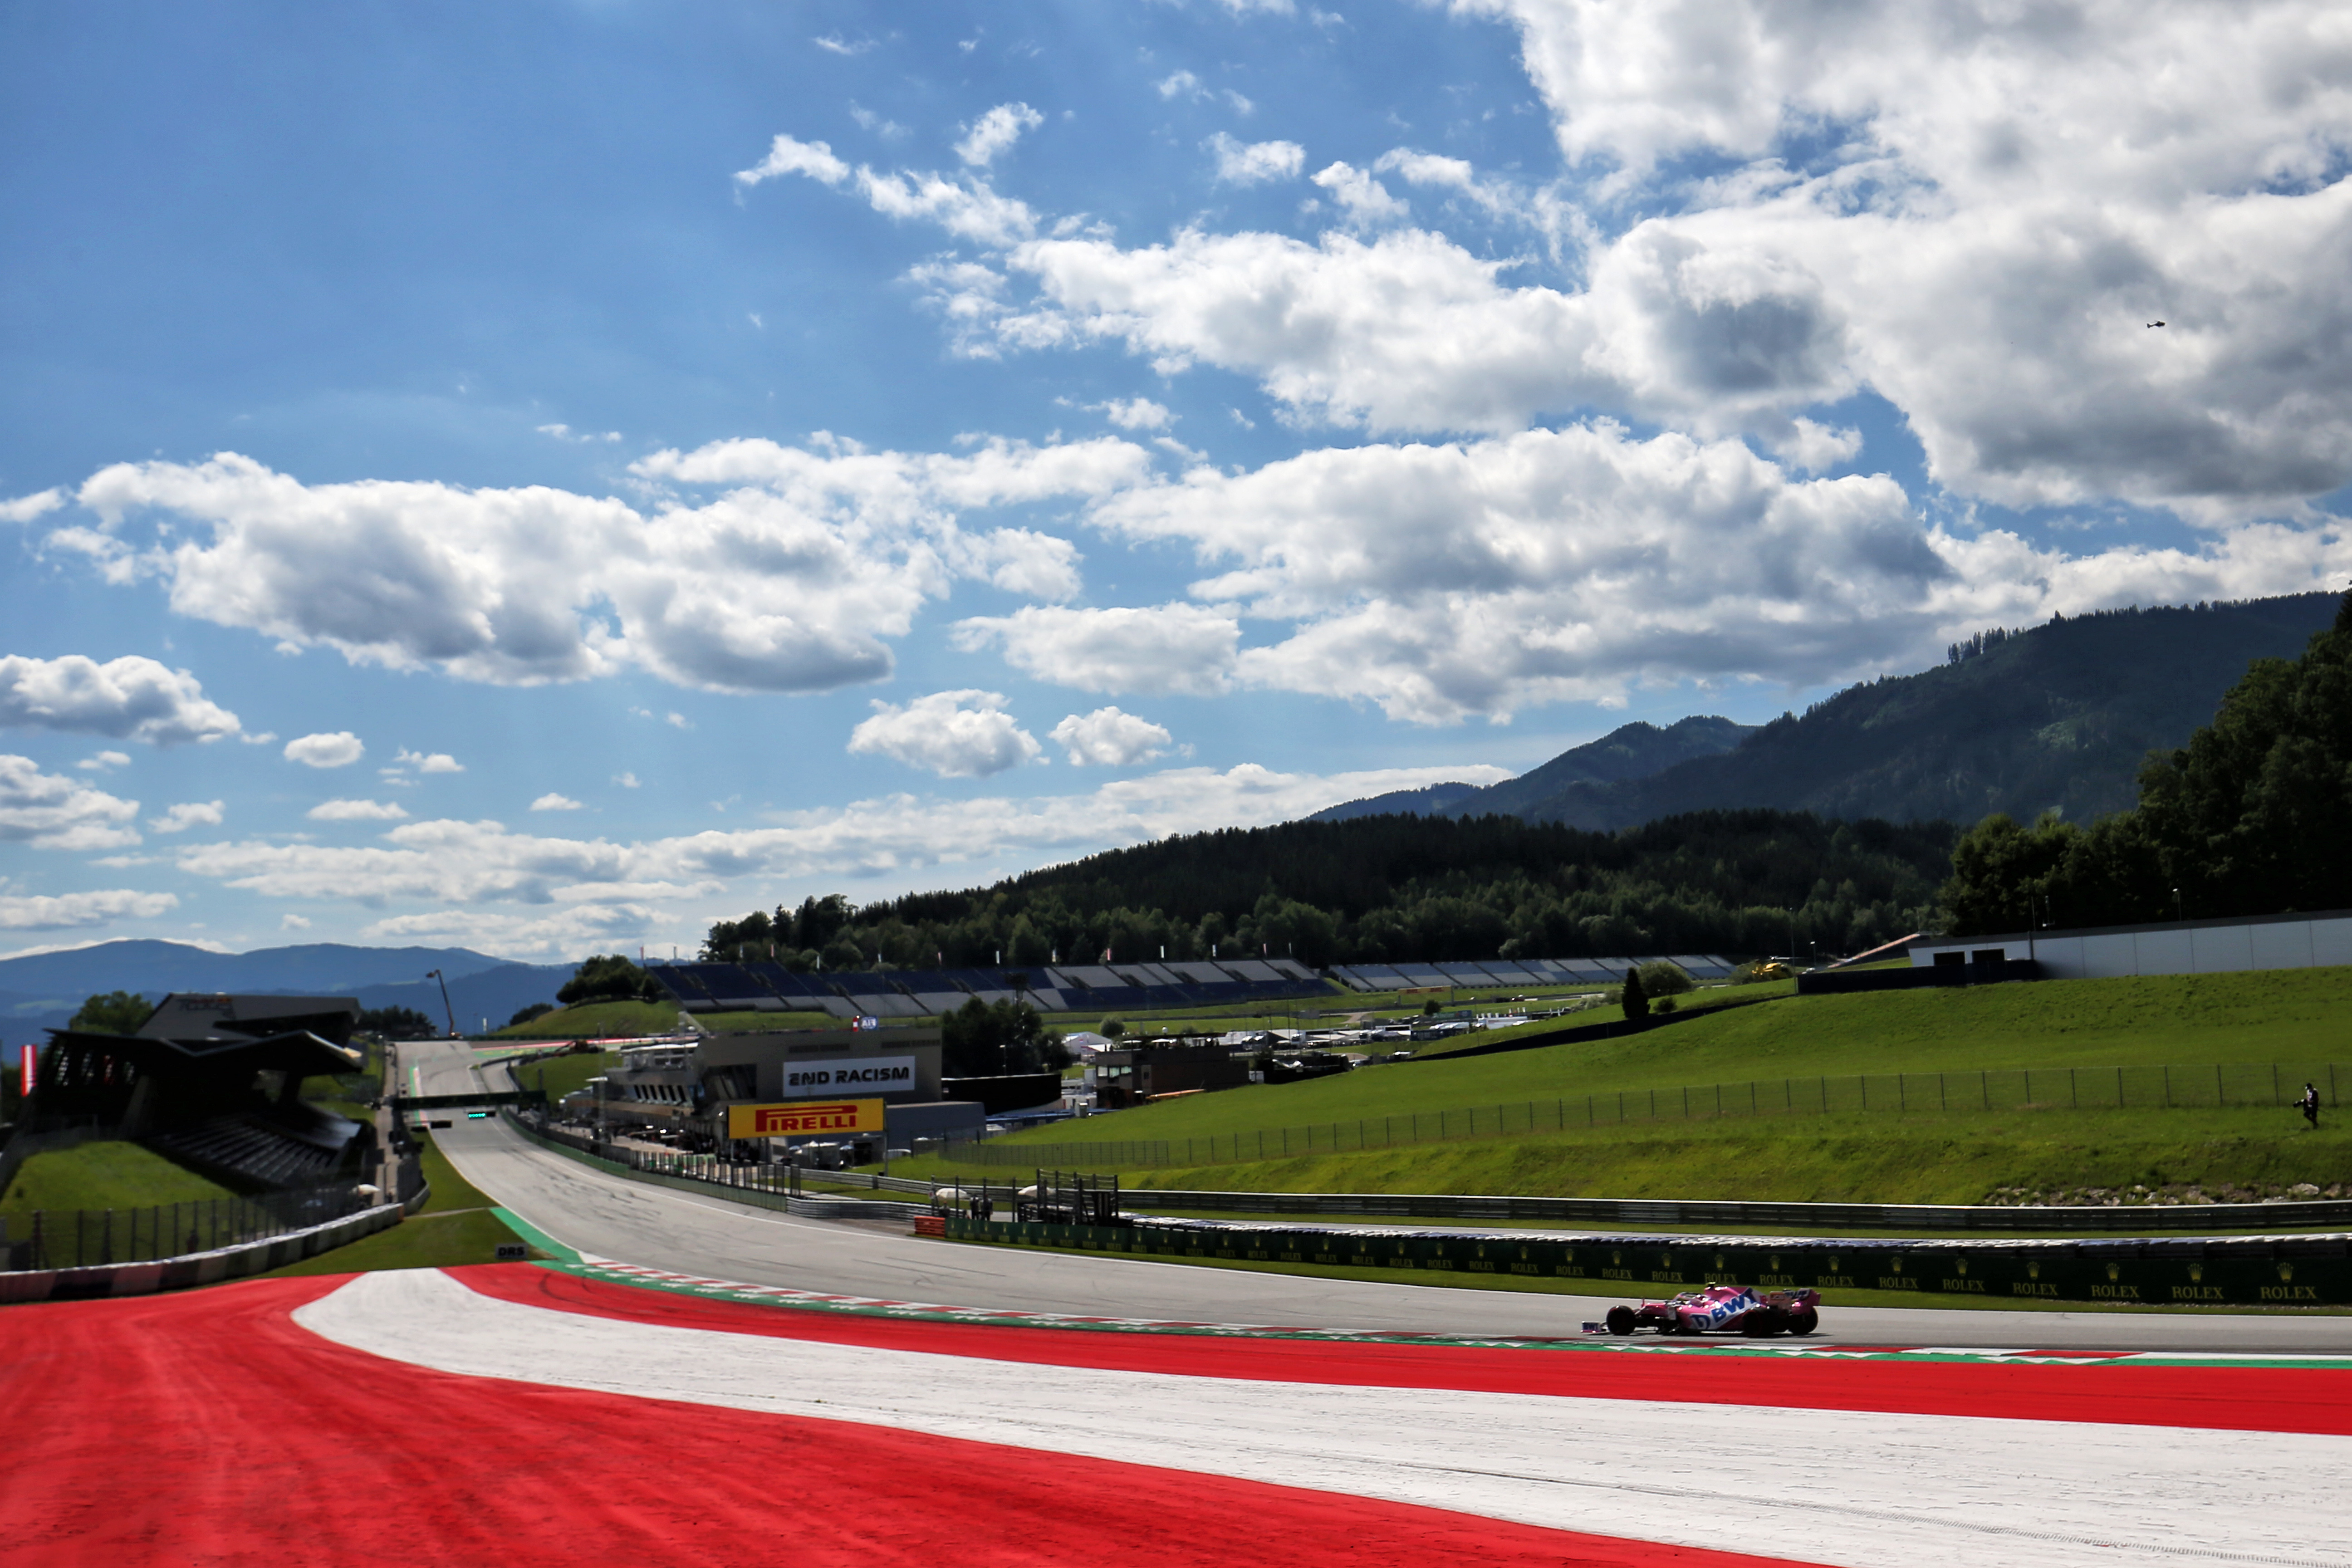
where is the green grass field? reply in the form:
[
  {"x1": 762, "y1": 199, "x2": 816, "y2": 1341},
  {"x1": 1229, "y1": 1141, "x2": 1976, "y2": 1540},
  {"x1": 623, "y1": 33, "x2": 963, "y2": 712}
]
[
  {"x1": 497, "y1": 1048, "x2": 620, "y2": 1107},
  {"x1": 893, "y1": 967, "x2": 2352, "y2": 1204},
  {"x1": 261, "y1": 1207, "x2": 546, "y2": 1276},
  {"x1": 491, "y1": 1000, "x2": 688, "y2": 1038},
  {"x1": 1, "y1": 1140, "x2": 242, "y2": 1215}
]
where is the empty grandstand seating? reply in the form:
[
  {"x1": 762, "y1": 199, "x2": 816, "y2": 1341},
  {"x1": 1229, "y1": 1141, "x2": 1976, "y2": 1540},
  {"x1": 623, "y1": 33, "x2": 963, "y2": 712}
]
[{"x1": 145, "y1": 1107, "x2": 353, "y2": 1191}]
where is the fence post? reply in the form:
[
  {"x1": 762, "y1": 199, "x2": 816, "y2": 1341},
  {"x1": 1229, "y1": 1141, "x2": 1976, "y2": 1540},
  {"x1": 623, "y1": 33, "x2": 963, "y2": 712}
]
[
  {"x1": 1898, "y1": 1073, "x2": 1905, "y2": 1113},
  {"x1": 2217, "y1": 1065, "x2": 2225, "y2": 1105},
  {"x1": 2071, "y1": 1068, "x2": 2078, "y2": 1109},
  {"x1": 2117, "y1": 1066, "x2": 2124, "y2": 1108},
  {"x1": 1938, "y1": 1073, "x2": 1945, "y2": 1112},
  {"x1": 1982, "y1": 1070, "x2": 1989, "y2": 1111}
]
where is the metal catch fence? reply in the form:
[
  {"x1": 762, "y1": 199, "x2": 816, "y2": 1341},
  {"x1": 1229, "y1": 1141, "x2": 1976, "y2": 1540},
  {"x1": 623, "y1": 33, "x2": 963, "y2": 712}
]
[
  {"x1": 2, "y1": 1181, "x2": 374, "y2": 1271},
  {"x1": 929, "y1": 1060, "x2": 2352, "y2": 1170}
]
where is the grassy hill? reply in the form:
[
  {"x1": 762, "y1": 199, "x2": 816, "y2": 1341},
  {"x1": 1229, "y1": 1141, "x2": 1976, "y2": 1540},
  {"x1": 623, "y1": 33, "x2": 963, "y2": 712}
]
[{"x1": 900, "y1": 967, "x2": 2352, "y2": 1203}]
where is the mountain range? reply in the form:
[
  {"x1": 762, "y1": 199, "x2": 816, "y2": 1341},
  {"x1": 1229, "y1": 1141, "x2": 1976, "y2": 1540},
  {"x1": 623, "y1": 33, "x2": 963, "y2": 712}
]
[
  {"x1": 0, "y1": 941, "x2": 582, "y2": 1049},
  {"x1": 1314, "y1": 593, "x2": 2342, "y2": 833}
]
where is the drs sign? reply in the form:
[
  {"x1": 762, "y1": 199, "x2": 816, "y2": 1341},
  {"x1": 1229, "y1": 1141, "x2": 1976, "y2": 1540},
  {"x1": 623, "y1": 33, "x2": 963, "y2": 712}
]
[{"x1": 727, "y1": 1099, "x2": 884, "y2": 1138}]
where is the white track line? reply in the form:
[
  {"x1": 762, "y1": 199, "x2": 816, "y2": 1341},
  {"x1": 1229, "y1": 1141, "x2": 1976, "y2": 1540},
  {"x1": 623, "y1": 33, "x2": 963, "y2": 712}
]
[{"x1": 295, "y1": 1269, "x2": 2345, "y2": 1568}]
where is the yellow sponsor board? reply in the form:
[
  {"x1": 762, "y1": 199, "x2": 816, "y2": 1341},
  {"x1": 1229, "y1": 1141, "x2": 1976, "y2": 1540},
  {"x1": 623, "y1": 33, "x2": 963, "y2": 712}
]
[{"x1": 727, "y1": 1098, "x2": 883, "y2": 1138}]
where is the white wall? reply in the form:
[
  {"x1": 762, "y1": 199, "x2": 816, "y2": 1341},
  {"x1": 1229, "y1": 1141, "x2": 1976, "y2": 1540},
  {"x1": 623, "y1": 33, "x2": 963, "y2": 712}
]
[{"x1": 1912, "y1": 915, "x2": 2352, "y2": 980}]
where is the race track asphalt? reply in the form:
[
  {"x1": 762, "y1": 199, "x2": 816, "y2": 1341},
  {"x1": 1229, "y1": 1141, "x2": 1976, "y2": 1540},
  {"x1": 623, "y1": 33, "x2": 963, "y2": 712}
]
[{"x1": 408, "y1": 1039, "x2": 2352, "y2": 1355}]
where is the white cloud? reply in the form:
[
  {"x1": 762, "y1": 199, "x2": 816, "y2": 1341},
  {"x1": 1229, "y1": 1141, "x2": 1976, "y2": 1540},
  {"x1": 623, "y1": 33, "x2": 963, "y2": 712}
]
[
  {"x1": 735, "y1": 132, "x2": 1038, "y2": 248},
  {"x1": 394, "y1": 748, "x2": 464, "y2": 774},
  {"x1": 1050, "y1": 706, "x2": 1174, "y2": 767},
  {"x1": 281, "y1": 912, "x2": 310, "y2": 930},
  {"x1": 734, "y1": 133, "x2": 852, "y2": 189},
  {"x1": 306, "y1": 798, "x2": 409, "y2": 822},
  {"x1": 536, "y1": 423, "x2": 621, "y2": 445},
  {"x1": 1093, "y1": 398, "x2": 1173, "y2": 431},
  {"x1": 956, "y1": 102, "x2": 1044, "y2": 168},
  {"x1": 613, "y1": 771, "x2": 641, "y2": 789},
  {"x1": 1206, "y1": 133, "x2": 1305, "y2": 185},
  {"x1": 811, "y1": 33, "x2": 873, "y2": 57},
  {"x1": 0, "y1": 887, "x2": 177, "y2": 931},
  {"x1": 78, "y1": 750, "x2": 132, "y2": 772},
  {"x1": 1310, "y1": 162, "x2": 1409, "y2": 228},
  {"x1": 0, "y1": 653, "x2": 244, "y2": 745},
  {"x1": 1157, "y1": 70, "x2": 1203, "y2": 99},
  {"x1": 847, "y1": 689, "x2": 1044, "y2": 778},
  {"x1": 284, "y1": 731, "x2": 365, "y2": 768},
  {"x1": 953, "y1": 603, "x2": 1242, "y2": 696},
  {"x1": 51, "y1": 438, "x2": 1148, "y2": 697},
  {"x1": 148, "y1": 800, "x2": 224, "y2": 834},
  {"x1": 1771, "y1": 417, "x2": 1865, "y2": 475},
  {"x1": 531, "y1": 793, "x2": 585, "y2": 812},
  {"x1": 0, "y1": 755, "x2": 141, "y2": 850},
  {"x1": 0, "y1": 488, "x2": 67, "y2": 523},
  {"x1": 165, "y1": 760, "x2": 1512, "y2": 951}
]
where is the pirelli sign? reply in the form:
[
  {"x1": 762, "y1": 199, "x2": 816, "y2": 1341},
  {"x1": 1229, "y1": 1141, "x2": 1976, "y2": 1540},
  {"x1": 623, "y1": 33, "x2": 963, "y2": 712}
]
[{"x1": 727, "y1": 1098, "x2": 884, "y2": 1138}]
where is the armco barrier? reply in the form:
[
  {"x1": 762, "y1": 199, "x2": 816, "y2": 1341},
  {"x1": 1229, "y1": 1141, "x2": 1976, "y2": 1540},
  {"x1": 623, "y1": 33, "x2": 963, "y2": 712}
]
[
  {"x1": 502, "y1": 1112, "x2": 911, "y2": 1220},
  {"x1": 0, "y1": 1202, "x2": 403, "y2": 1306},
  {"x1": 1112, "y1": 1186, "x2": 2352, "y2": 1235},
  {"x1": 944, "y1": 1215, "x2": 2352, "y2": 1308}
]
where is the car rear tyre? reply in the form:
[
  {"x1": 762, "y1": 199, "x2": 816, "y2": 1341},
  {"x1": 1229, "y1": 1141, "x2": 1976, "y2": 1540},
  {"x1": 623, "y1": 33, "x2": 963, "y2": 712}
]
[
  {"x1": 1786, "y1": 1306, "x2": 1818, "y2": 1336},
  {"x1": 1606, "y1": 1306, "x2": 1636, "y2": 1336}
]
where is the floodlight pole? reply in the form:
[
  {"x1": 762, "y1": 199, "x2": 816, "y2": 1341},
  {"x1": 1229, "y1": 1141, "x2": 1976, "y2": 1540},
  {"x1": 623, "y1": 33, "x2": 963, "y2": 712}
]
[{"x1": 426, "y1": 969, "x2": 457, "y2": 1038}]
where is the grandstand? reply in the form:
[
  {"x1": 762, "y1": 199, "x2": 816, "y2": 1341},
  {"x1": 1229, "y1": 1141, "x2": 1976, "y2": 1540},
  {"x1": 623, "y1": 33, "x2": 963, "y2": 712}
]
[
  {"x1": 29, "y1": 994, "x2": 368, "y2": 1192},
  {"x1": 646, "y1": 951, "x2": 1740, "y2": 1019}
]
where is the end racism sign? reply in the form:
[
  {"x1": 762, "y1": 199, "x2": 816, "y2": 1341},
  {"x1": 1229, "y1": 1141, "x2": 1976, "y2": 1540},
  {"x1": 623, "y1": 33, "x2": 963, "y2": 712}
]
[
  {"x1": 727, "y1": 1098, "x2": 883, "y2": 1138},
  {"x1": 782, "y1": 1055, "x2": 915, "y2": 1096}
]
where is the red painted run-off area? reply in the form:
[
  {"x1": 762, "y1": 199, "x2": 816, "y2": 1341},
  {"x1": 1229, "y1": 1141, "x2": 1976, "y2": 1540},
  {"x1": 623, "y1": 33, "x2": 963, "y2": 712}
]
[
  {"x1": 476, "y1": 1264, "x2": 2352, "y2": 1436},
  {"x1": 5, "y1": 1269, "x2": 1813, "y2": 1568}
]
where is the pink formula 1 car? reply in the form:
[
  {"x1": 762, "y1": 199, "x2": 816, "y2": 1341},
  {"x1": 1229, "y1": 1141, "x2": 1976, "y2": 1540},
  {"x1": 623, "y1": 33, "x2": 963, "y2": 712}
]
[{"x1": 1595, "y1": 1283, "x2": 1820, "y2": 1338}]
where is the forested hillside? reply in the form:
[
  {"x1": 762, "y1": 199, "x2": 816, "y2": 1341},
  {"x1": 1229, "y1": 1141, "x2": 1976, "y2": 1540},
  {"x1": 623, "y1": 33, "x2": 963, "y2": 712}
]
[
  {"x1": 1312, "y1": 715, "x2": 1754, "y2": 823},
  {"x1": 1944, "y1": 593, "x2": 2352, "y2": 933},
  {"x1": 1324, "y1": 593, "x2": 2340, "y2": 833},
  {"x1": 705, "y1": 811, "x2": 1954, "y2": 971}
]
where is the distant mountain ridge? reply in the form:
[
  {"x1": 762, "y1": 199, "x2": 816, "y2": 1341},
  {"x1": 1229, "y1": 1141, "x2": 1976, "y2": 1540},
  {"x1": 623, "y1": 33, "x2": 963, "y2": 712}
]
[
  {"x1": 0, "y1": 940, "x2": 583, "y2": 1048},
  {"x1": 1312, "y1": 715, "x2": 1756, "y2": 823},
  {"x1": 1313, "y1": 593, "x2": 2342, "y2": 834}
]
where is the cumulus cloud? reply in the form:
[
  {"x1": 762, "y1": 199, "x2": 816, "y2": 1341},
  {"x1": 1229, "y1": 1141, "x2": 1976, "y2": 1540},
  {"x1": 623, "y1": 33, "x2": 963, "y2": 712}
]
[
  {"x1": 0, "y1": 654, "x2": 244, "y2": 745},
  {"x1": 284, "y1": 731, "x2": 364, "y2": 768},
  {"x1": 1310, "y1": 162, "x2": 1409, "y2": 227},
  {"x1": 0, "y1": 887, "x2": 177, "y2": 930},
  {"x1": 736, "y1": 132, "x2": 1037, "y2": 247},
  {"x1": 148, "y1": 800, "x2": 223, "y2": 834},
  {"x1": 78, "y1": 750, "x2": 131, "y2": 772},
  {"x1": 0, "y1": 755, "x2": 141, "y2": 850},
  {"x1": 847, "y1": 690, "x2": 1044, "y2": 778},
  {"x1": 307, "y1": 798, "x2": 409, "y2": 822},
  {"x1": 394, "y1": 748, "x2": 464, "y2": 773},
  {"x1": 956, "y1": 102, "x2": 1044, "y2": 167},
  {"x1": 734, "y1": 133, "x2": 851, "y2": 188},
  {"x1": 165, "y1": 759, "x2": 1511, "y2": 951},
  {"x1": 46, "y1": 437, "x2": 1148, "y2": 697},
  {"x1": 613, "y1": 771, "x2": 641, "y2": 789},
  {"x1": 281, "y1": 912, "x2": 310, "y2": 930},
  {"x1": 531, "y1": 793, "x2": 585, "y2": 812},
  {"x1": 1094, "y1": 398, "x2": 1173, "y2": 431},
  {"x1": 1206, "y1": 133, "x2": 1305, "y2": 185},
  {"x1": 952, "y1": 603, "x2": 1242, "y2": 695},
  {"x1": 0, "y1": 488, "x2": 67, "y2": 523},
  {"x1": 1051, "y1": 706, "x2": 1174, "y2": 766}
]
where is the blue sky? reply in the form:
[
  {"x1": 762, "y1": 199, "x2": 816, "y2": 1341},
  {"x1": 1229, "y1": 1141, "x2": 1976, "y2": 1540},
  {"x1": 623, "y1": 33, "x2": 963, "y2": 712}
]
[{"x1": 4, "y1": 0, "x2": 2349, "y2": 961}]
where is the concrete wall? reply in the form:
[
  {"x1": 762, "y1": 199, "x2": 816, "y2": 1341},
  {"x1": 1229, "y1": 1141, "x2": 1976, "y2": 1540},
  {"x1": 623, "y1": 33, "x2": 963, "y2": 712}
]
[{"x1": 1912, "y1": 910, "x2": 2352, "y2": 980}]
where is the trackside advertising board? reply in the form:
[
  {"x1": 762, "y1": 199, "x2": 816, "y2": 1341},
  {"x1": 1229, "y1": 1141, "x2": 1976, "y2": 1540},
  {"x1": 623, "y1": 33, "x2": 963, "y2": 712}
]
[
  {"x1": 781, "y1": 1055, "x2": 915, "y2": 1096},
  {"x1": 728, "y1": 1099, "x2": 883, "y2": 1138}
]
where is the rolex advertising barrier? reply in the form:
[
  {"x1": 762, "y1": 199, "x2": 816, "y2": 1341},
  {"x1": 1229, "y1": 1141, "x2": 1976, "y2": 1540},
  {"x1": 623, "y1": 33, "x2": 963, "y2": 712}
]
[{"x1": 941, "y1": 1215, "x2": 2352, "y2": 1308}]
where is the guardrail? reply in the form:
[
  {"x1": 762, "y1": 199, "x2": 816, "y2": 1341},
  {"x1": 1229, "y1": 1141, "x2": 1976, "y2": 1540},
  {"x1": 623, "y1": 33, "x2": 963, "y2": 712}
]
[
  {"x1": 929, "y1": 1060, "x2": 2352, "y2": 1169},
  {"x1": 1, "y1": 1181, "x2": 376, "y2": 1272},
  {"x1": 504, "y1": 1114, "x2": 915, "y2": 1219},
  {"x1": 943, "y1": 1214, "x2": 2352, "y2": 1308},
  {"x1": 1110, "y1": 1186, "x2": 2352, "y2": 1234}
]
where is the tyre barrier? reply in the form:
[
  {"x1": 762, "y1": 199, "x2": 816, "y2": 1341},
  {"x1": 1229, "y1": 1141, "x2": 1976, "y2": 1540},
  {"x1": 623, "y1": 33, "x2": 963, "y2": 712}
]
[
  {"x1": 942, "y1": 1215, "x2": 2352, "y2": 1308},
  {"x1": 0, "y1": 1202, "x2": 404, "y2": 1306}
]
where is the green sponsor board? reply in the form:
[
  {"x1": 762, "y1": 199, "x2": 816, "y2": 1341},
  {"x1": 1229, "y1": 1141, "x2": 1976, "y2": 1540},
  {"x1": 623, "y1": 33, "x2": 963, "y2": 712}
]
[{"x1": 946, "y1": 1217, "x2": 2352, "y2": 1307}]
